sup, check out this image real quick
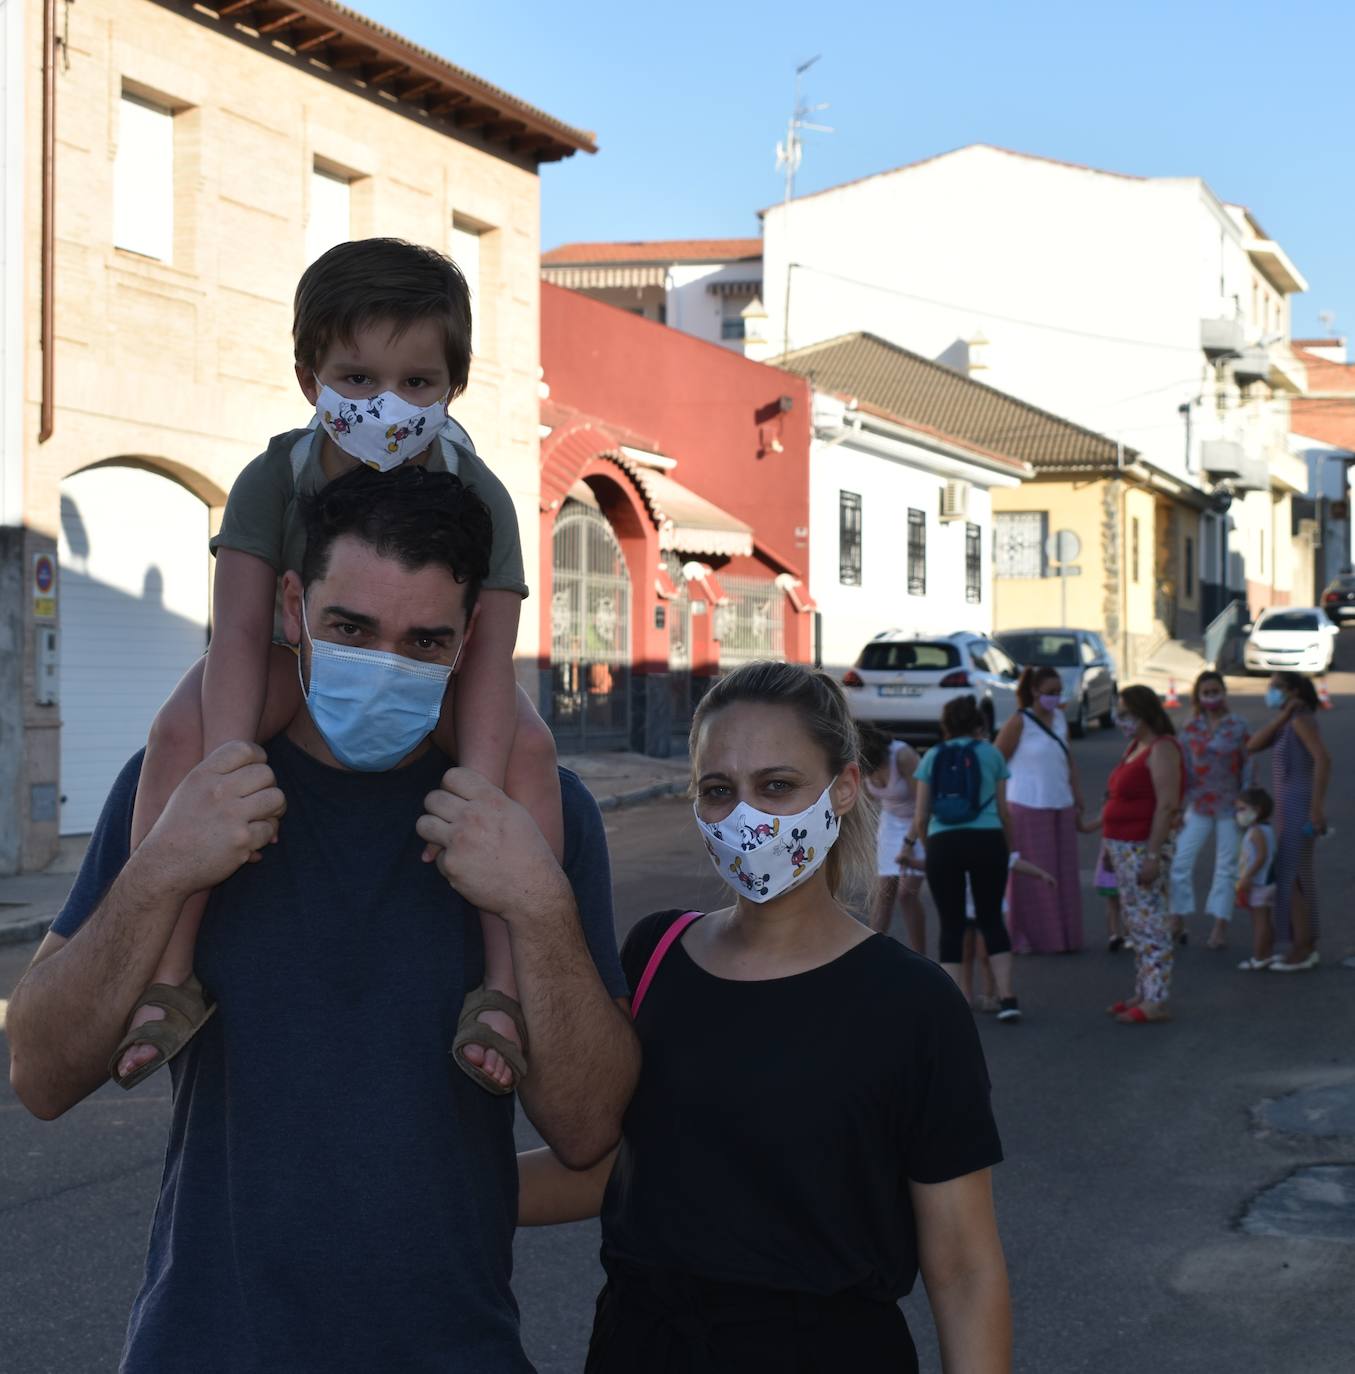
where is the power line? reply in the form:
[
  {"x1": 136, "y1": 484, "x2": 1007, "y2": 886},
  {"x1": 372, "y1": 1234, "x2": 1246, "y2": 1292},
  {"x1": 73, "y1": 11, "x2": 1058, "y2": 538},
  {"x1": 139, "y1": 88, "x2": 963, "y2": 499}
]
[{"x1": 787, "y1": 262, "x2": 1243, "y2": 354}]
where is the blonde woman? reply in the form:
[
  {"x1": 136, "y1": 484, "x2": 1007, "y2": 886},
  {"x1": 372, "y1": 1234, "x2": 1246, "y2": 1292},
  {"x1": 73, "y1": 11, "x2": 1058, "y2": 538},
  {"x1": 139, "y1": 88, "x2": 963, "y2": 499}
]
[{"x1": 518, "y1": 662, "x2": 1011, "y2": 1374}]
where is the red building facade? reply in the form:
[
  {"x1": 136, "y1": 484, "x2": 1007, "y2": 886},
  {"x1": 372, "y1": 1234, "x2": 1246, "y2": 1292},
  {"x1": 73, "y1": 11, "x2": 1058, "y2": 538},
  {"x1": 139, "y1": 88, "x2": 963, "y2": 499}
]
[{"x1": 539, "y1": 283, "x2": 813, "y2": 754}]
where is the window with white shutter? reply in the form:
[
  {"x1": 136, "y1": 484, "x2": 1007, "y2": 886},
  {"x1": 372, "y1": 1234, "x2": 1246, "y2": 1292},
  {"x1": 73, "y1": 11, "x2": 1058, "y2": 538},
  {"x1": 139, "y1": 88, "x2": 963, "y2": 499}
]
[
  {"x1": 306, "y1": 166, "x2": 351, "y2": 265},
  {"x1": 450, "y1": 219, "x2": 482, "y2": 353},
  {"x1": 114, "y1": 94, "x2": 175, "y2": 262}
]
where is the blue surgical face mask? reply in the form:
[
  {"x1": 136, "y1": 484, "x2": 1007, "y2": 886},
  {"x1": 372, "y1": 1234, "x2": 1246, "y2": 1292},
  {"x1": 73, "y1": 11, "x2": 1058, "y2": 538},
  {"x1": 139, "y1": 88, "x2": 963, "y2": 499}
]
[
  {"x1": 1264, "y1": 687, "x2": 1286, "y2": 710},
  {"x1": 298, "y1": 601, "x2": 462, "y2": 770}
]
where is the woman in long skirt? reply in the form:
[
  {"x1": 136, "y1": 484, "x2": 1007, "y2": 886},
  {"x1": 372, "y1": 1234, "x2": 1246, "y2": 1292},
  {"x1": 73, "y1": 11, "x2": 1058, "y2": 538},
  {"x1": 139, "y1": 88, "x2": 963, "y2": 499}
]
[
  {"x1": 994, "y1": 665, "x2": 1085, "y2": 952},
  {"x1": 1246, "y1": 672, "x2": 1330, "y2": 971}
]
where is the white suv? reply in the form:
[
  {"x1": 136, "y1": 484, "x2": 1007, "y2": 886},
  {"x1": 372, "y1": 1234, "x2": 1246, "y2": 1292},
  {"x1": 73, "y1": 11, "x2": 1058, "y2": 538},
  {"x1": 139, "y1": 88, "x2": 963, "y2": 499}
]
[{"x1": 841, "y1": 631, "x2": 1021, "y2": 738}]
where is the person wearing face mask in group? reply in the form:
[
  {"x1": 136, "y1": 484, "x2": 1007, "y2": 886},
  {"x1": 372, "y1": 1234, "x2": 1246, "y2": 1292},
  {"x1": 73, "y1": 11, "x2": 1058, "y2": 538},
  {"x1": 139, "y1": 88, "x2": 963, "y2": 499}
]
[
  {"x1": 6, "y1": 467, "x2": 639, "y2": 1373},
  {"x1": 105, "y1": 238, "x2": 555, "y2": 1096},
  {"x1": 994, "y1": 665, "x2": 1086, "y2": 954},
  {"x1": 1245, "y1": 672, "x2": 1331, "y2": 972},
  {"x1": 517, "y1": 662, "x2": 1013, "y2": 1374},
  {"x1": 1168, "y1": 671, "x2": 1250, "y2": 951},
  {"x1": 1080, "y1": 686, "x2": 1184, "y2": 1024}
]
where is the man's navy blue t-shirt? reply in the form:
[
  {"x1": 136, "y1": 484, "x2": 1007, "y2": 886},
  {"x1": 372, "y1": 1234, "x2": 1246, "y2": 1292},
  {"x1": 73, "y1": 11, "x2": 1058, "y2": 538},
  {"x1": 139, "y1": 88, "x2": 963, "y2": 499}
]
[{"x1": 54, "y1": 736, "x2": 628, "y2": 1374}]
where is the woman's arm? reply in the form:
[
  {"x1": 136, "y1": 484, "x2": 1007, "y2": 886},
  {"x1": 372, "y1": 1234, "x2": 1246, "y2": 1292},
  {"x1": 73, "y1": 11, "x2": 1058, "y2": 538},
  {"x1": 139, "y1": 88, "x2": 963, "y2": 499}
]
[
  {"x1": 1291, "y1": 714, "x2": 1332, "y2": 829},
  {"x1": 517, "y1": 1145, "x2": 618, "y2": 1226},
  {"x1": 995, "y1": 777, "x2": 1014, "y2": 853},
  {"x1": 913, "y1": 1169, "x2": 1012, "y2": 1373},
  {"x1": 1141, "y1": 740, "x2": 1182, "y2": 881},
  {"x1": 1246, "y1": 700, "x2": 1298, "y2": 755},
  {"x1": 992, "y1": 712, "x2": 1022, "y2": 761},
  {"x1": 201, "y1": 549, "x2": 281, "y2": 752},
  {"x1": 907, "y1": 780, "x2": 932, "y2": 846},
  {"x1": 1066, "y1": 746, "x2": 1086, "y2": 816}
]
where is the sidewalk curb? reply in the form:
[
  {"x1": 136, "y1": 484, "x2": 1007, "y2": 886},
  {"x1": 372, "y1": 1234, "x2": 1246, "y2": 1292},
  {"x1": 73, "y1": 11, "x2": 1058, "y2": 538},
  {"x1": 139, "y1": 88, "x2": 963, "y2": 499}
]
[
  {"x1": 0, "y1": 912, "x2": 56, "y2": 949},
  {"x1": 593, "y1": 779, "x2": 688, "y2": 813}
]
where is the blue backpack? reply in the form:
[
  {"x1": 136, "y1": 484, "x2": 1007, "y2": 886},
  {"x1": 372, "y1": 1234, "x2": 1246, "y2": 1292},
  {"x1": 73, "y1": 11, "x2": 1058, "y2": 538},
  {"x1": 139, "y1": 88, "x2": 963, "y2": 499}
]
[{"x1": 930, "y1": 739, "x2": 987, "y2": 825}]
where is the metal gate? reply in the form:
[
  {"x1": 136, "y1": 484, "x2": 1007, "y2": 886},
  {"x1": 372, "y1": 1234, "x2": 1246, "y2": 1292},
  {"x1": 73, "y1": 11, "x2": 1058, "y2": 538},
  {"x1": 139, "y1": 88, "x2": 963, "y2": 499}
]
[
  {"x1": 715, "y1": 574, "x2": 784, "y2": 669},
  {"x1": 551, "y1": 499, "x2": 632, "y2": 750}
]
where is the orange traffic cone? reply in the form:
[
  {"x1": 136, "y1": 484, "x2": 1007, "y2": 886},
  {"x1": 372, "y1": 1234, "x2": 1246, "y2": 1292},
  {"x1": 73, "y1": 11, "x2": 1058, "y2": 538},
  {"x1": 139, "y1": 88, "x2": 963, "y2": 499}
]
[
  {"x1": 1318, "y1": 678, "x2": 1334, "y2": 710},
  {"x1": 1164, "y1": 678, "x2": 1181, "y2": 709}
]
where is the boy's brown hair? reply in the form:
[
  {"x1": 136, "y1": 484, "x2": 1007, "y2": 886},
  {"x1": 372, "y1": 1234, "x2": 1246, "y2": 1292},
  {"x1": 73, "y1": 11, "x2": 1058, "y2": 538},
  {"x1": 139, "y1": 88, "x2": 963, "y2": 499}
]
[{"x1": 293, "y1": 238, "x2": 474, "y2": 397}]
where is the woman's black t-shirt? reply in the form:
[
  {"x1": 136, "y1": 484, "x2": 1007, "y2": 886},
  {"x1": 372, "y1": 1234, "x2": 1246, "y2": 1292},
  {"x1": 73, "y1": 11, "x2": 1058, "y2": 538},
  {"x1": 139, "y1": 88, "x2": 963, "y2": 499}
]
[{"x1": 600, "y1": 911, "x2": 1003, "y2": 1303}]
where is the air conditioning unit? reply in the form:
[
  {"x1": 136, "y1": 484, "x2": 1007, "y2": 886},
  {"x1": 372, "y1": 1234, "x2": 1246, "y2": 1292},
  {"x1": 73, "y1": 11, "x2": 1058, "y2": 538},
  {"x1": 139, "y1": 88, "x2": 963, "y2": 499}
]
[{"x1": 940, "y1": 480, "x2": 971, "y2": 521}]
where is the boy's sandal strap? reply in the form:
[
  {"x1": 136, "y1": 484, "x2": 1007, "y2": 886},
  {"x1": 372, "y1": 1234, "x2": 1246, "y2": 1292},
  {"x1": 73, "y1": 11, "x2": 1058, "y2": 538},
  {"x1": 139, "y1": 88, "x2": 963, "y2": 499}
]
[
  {"x1": 109, "y1": 976, "x2": 216, "y2": 1091},
  {"x1": 452, "y1": 985, "x2": 529, "y2": 1096}
]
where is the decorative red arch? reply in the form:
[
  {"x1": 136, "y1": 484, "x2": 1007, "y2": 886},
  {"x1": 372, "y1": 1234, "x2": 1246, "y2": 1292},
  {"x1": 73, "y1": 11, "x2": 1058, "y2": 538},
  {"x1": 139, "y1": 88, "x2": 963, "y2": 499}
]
[{"x1": 539, "y1": 421, "x2": 666, "y2": 675}]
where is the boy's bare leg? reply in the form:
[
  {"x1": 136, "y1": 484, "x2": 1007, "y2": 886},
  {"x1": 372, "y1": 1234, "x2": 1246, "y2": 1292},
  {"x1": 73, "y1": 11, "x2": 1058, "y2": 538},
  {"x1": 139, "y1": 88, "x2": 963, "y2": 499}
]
[
  {"x1": 440, "y1": 688, "x2": 563, "y2": 1091},
  {"x1": 116, "y1": 647, "x2": 300, "y2": 1080}
]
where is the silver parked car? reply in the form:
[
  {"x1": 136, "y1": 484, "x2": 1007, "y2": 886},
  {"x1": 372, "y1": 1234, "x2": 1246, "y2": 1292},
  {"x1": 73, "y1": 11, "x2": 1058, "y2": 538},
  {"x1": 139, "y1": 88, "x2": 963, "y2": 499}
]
[
  {"x1": 993, "y1": 628, "x2": 1117, "y2": 737},
  {"x1": 841, "y1": 630, "x2": 1020, "y2": 738}
]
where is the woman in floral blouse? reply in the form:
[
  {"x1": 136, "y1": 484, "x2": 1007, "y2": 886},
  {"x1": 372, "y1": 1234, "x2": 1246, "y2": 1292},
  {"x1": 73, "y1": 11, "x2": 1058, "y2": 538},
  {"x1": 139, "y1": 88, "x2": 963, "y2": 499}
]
[{"x1": 1169, "y1": 671, "x2": 1250, "y2": 949}]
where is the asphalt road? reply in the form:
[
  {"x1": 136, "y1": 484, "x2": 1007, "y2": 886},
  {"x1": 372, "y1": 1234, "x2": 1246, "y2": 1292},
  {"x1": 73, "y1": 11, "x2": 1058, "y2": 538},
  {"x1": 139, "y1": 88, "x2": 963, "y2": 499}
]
[{"x1": 3, "y1": 645, "x2": 1355, "y2": 1372}]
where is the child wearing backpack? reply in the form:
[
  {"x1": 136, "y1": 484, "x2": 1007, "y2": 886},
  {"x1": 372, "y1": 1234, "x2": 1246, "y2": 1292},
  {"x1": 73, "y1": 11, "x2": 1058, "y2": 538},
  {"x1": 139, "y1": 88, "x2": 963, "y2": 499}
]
[{"x1": 903, "y1": 694, "x2": 1022, "y2": 1021}]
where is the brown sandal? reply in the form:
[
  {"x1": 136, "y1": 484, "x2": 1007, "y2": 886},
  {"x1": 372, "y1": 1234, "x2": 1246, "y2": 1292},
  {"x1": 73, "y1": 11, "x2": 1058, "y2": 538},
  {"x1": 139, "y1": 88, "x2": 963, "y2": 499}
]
[
  {"x1": 452, "y1": 985, "x2": 528, "y2": 1096},
  {"x1": 109, "y1": 976, "x2": 217, "y2": 1090}
]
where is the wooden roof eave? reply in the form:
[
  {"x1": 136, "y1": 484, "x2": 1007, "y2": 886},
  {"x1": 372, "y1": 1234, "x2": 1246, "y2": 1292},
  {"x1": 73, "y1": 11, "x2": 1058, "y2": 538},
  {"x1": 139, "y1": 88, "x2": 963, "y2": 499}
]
[{"x1": 162, "y1": 0, "x2": 597, "y2": 167}]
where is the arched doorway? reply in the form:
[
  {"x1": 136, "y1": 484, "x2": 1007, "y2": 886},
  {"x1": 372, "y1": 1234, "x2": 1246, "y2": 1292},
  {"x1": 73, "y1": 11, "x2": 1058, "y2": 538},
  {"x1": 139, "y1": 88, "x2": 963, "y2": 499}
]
[
  {"x1": 551, "y1": 497, "x2": 632, "y2": 750},
  {"x1": 58, "y1": 465, "x2": 210, "y2": 832}
]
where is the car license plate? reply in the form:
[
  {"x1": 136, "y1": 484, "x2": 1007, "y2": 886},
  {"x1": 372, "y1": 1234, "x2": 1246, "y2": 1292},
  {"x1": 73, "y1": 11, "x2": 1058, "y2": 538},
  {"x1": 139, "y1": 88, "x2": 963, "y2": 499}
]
[{"x1": 879, "y1": 685, "x2": 923, "y2": 697}]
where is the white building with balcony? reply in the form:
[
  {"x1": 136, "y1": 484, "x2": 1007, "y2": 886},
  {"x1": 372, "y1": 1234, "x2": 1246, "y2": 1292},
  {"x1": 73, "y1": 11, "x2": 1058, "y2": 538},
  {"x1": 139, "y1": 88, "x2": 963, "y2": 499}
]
[
  {"x1": 541, "y1": 238, "x2": 763, "y2": 351},
  {"x1": 760, "y1": 145, "x2": 1310, "y2": 639}
]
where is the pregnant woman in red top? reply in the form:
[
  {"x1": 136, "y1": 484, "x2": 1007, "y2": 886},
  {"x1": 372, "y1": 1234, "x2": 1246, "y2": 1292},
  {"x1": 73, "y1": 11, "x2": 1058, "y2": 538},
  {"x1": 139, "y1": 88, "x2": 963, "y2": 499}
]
[{"x1": 1082, "y1": 685, "x2": 1183, "y2": 1024}]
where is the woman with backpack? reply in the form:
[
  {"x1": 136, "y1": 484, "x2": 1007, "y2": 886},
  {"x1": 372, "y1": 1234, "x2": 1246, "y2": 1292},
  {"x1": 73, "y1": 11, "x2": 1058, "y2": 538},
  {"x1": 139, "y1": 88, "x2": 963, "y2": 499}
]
[
  {"x1": 904, "y1": 694, "x2": 1021, "y2": 1022},
  {"x1": 516, "y1": 662, "x2": 1012, "y2": 1372},
  {"x1": 994, "y1": 665, "x2": 1086, "y2": 954}
]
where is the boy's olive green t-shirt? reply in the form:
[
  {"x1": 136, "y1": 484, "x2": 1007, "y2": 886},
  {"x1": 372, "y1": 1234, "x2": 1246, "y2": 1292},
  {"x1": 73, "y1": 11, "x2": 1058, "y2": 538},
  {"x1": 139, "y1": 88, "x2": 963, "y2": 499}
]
[{"x1": 210, "y1": 425, "x2": 527, "y2": 633}]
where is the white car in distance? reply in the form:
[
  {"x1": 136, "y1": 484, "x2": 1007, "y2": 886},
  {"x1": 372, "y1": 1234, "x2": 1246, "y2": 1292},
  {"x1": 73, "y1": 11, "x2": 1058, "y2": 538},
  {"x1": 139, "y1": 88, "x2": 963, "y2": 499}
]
[
  {"x1": 1242, "y1": 606, "x2": 1338, "y2": 675},
  {"x1": 841, "y1": 630, "x2": 1020, "y2": 739}
]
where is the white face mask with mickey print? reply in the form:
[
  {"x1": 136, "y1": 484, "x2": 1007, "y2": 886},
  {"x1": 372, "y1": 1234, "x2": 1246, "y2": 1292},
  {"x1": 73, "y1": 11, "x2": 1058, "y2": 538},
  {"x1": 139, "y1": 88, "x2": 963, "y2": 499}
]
[
  {"x1": 314, "y1": 384, "x2": 447, "y2": 471},
  {"x1": 693, "y1": 781, "x2": 842, "y2": 903}
]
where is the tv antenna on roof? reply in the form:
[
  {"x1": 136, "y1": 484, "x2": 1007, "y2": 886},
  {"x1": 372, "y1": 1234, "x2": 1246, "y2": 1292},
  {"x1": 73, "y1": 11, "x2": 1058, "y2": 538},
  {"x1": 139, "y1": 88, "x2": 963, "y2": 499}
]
[
  {"x1": 776, "y1": 55, "x2": 833, "y2": 209},
  {"x1": 776, "y1": 56, "x2": 832, "y2": 357},
  {"x1": 1318, "y1": 309, "x2": 1337, "y2": 336}
]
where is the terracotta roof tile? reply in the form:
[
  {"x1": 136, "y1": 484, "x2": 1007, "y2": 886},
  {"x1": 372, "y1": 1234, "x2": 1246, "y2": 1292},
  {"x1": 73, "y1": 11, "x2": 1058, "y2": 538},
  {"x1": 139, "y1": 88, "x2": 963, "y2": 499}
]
[
  {"x1": 541, "y1": 238, "x2": 762, "y2": 266},
  {"x1": 776, "y1": 333, "x2": 1137, "y2": 472}
]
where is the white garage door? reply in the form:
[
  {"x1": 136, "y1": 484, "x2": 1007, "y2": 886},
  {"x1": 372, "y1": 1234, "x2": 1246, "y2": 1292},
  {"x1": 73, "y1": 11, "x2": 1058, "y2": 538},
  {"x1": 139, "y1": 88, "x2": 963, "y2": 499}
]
[{"x1": 59, "y1": 466, "x2": 210, "y2": 833}]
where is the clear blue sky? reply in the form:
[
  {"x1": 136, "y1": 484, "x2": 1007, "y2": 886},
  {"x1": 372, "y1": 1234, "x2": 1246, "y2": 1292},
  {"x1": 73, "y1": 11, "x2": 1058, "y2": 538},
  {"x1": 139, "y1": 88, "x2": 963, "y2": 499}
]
[{"x1": 361, "y1": 0, "x2": 1352, "y2": 342}]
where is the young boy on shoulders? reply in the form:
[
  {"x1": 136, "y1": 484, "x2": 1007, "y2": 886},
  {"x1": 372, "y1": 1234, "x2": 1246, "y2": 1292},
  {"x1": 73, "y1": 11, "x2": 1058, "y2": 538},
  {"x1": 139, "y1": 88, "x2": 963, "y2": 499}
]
[{"x1": 112, "y1": 237, "x2": 559, "y2": 1096}]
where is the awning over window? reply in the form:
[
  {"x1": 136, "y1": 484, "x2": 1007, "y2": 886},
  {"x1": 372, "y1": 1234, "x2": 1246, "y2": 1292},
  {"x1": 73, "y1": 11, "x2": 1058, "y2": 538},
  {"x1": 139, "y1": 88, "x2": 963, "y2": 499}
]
[
  {"x1": 706, "y1": 279, "x2": 762, "y2": 297},
  {"x1": 626, "y1": 464, "x2": 754, "y2": 559}
]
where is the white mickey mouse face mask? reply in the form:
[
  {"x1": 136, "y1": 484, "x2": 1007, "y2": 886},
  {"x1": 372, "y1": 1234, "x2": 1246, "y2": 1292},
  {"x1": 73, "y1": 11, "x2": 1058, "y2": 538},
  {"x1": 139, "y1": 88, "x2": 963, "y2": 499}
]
[
  {"x1": 314, "y1": 385, "x2": 447, "y2": 471},
  {"x1": 693, "y1": 782, "x2": 842, "y2": 903}
]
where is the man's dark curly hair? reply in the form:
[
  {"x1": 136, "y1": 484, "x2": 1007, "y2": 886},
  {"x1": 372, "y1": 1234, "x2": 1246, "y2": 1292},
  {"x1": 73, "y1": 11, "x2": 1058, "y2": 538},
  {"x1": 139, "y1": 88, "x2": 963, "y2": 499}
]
[{"x1": 299, "y1": 465, "x2": 493, "y2": 614}]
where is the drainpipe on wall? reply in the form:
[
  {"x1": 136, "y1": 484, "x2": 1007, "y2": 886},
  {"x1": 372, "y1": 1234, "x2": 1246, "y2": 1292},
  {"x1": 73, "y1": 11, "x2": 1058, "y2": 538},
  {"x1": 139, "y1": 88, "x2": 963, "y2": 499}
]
[{"x1": 38, "y1": 0, "x2": 56, "y2": 443}]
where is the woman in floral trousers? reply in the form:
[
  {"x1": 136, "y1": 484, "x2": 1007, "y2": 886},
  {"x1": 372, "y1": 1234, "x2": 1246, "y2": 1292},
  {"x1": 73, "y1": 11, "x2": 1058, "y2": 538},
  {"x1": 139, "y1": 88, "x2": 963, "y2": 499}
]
[{"x1": 1083, "y1": 685, "x2": 1183, "y2": 1024}]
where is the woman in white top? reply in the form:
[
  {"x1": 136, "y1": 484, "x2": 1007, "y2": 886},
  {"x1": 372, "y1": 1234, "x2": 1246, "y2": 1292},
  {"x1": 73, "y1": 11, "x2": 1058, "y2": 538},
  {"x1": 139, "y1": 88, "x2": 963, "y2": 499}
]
[
  {"x1": 858, "y1": 723, "x2": 925, "y2": 949},
  {"x1": 994, "y1": 665, "x2": 1086, "y2": 953}
]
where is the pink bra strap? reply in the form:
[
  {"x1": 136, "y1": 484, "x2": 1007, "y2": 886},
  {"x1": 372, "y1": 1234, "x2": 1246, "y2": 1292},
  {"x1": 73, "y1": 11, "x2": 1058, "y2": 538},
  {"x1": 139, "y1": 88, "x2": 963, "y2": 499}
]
[{"x1": 630, "y1": 911, "x2": 703, "y2": 1019}]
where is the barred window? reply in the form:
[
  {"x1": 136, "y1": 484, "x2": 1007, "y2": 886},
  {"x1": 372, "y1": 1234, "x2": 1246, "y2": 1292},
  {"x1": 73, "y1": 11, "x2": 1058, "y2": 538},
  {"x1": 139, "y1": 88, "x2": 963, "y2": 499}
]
[
  {"x1": 839, "y1": 491, "x2": 862, "y2": 586},
  {"x1": 907, "y1": 509, "x2": 926, "y2": 596},
  {"x1": 994, "y1": 511, "x2": 1047, "y2": 579},
  {"x1": 965, "y1": 522, "x2": 982, "y2": 604}
]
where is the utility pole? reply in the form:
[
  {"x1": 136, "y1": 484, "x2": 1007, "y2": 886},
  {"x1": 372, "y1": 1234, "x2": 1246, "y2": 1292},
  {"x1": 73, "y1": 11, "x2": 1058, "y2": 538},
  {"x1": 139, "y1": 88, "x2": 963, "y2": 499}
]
[{"x1": 775, "y1": 56, "x2": 831, "y2": 358}]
